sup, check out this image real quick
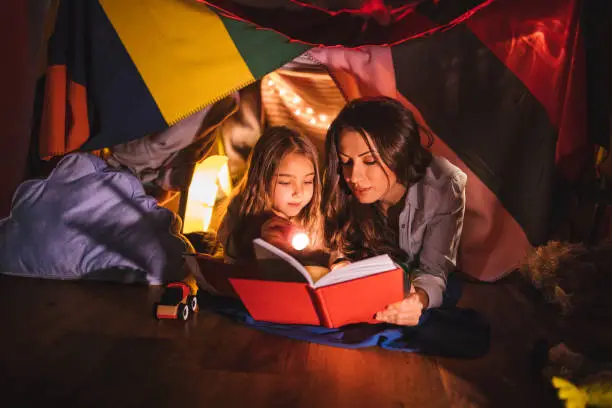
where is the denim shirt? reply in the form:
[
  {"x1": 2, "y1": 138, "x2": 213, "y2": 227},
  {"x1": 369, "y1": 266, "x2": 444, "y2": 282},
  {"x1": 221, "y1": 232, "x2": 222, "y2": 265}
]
[{"x1": 401, "y1": 156, "x2": 467, "y2": 309}]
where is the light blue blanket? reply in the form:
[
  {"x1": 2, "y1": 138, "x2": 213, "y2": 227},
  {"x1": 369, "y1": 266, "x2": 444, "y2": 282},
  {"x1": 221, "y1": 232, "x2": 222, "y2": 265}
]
[{"x1": 0, "y1": 153, "x2": 190, "y2": 284}]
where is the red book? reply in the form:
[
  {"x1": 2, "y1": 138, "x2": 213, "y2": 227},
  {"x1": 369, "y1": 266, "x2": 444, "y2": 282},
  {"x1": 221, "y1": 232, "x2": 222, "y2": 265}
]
[{"x1": 229, "y1": 239, "x2": 405, "y2": 328}]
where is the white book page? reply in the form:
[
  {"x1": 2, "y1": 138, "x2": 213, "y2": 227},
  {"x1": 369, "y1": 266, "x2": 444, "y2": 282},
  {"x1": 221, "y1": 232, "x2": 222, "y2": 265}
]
[
  {"x1": 252, "y1": 238, "x2": 314, "y2": 286},
  {"x1": 314, "y1": 254, "x2": 397, "y2": 288}
]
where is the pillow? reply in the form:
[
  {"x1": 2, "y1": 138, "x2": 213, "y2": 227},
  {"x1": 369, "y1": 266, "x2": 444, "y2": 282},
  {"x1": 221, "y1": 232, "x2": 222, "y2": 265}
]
[{"x1": 0, "y1": 153, "x2": 191, "y2": 284}]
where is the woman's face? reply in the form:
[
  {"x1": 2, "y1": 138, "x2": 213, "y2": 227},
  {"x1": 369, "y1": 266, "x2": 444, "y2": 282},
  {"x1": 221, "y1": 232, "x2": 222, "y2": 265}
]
[{"x1": 337, "y1": 129, "x2": 399, "y2": 204}]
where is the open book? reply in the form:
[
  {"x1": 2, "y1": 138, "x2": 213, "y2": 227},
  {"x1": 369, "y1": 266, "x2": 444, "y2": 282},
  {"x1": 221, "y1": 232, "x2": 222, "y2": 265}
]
[{"x1": 228, "y1": 238, "x2": 405, "y2": 328}]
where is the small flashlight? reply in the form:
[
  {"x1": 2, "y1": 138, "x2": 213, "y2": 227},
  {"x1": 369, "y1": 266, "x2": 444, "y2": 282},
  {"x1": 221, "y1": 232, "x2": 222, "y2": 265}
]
[{"x1": 291, "y1": 232, "x2": 310, "y2": 251}]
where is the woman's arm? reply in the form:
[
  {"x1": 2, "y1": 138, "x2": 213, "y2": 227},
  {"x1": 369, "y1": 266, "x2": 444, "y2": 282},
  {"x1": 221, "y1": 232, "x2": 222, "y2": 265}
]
[
  {"x1": 412, "y1": 173, "x2": 467, "y2": 309},
  {"x1": 376, "y1": 172, "x2": 466, "y2": 326},
  {"x1": 328, "y1": 250, "x2": 351, "y2": 270}
]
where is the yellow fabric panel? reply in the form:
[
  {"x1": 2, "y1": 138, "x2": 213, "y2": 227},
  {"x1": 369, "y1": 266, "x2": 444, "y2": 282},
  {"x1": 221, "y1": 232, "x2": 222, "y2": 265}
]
[
  {"x1": 100, "y1": 0, "x2": 254, "y2": 125},
  {"x1": 596, "y1": 146, "x2": 607, "y2": 167}
]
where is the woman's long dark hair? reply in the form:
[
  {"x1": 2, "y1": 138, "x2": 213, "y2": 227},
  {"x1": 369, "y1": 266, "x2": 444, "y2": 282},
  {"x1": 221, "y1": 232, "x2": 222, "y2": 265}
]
[{"x1": 322, "y1": 97, "x2": 433, "y2": 261}]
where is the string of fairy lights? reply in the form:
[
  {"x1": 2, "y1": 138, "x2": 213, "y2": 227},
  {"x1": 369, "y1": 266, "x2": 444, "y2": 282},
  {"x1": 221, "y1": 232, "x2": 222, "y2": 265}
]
[{"x1": 262, "y1": 76, "x2": 331, "y2": 130}]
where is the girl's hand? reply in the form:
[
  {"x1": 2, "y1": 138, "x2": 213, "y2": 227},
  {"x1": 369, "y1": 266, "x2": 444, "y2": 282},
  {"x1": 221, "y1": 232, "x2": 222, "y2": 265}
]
[
  {"x1": 261, "y1": 216, "x2": 300, "y2": 248},
  {"x1": 261, "y1": 216, "x2": 330, "y2": 266},
  {"x1": 374, "y1": 286, "x2": 429, "y2": 326}
]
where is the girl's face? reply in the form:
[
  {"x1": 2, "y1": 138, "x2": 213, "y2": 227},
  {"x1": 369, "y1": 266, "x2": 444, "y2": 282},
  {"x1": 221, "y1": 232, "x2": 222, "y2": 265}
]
[
  {"x1": 338, "y1": 129, "x2": 400, "y2": 205},
  {"x1": 272, "y1": 152, "x2": 315, "y2": 218}
]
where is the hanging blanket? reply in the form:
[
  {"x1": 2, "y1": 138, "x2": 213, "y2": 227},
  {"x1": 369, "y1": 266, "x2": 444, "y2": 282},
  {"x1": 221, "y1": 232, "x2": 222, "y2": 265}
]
[
  {"x1": 34, "y1": 0, "x2": 592, "y2": 283},
  {"x1": 35, "y1": 0, "x2": 309, "y2": 158}
]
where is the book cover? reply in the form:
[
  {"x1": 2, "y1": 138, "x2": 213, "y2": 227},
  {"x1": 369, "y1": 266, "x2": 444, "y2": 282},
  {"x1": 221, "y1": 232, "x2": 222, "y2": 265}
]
[{"x1": 228, "y1": 239, "x2": 405, "y2": 328}]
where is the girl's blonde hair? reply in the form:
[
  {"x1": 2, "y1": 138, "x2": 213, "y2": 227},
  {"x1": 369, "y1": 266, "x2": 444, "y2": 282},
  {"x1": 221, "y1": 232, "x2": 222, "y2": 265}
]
[{"x1": 220, "y1": 126, "x2": 323, "y2": 259}]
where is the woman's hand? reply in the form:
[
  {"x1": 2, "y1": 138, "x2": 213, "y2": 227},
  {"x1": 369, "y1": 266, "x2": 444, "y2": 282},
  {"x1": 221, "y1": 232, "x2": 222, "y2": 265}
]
[
  {"x1": 329, "y1": 259, "x2": 351, "y2": 270},
  {"x1": 374, "y1": 285, "x2": 429, "y2": 326}
]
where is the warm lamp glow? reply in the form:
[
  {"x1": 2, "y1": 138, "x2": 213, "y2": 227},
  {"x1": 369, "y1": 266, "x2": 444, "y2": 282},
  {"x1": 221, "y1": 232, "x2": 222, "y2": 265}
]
[{"x1": 183, "y1": 155, "x2": 231, "y2": 233}]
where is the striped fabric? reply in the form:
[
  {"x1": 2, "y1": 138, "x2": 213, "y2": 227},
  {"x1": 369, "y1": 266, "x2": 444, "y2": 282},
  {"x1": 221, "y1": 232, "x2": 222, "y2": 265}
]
[
  {"x1": 261, "y1": 68, "x2": 346, "y2": 160},
  {"x1": 33, "y1": 0, "x2": 593, "y2": 282},
  {"x1": 185, "y1": 0, "x2": 592, "y2": 281},
  {"x1": 200, "y1": 0, "x2": 496, "y2": 47},
  {"x1": 36, "y1": 0, "x2": 309, "y2": 157}
]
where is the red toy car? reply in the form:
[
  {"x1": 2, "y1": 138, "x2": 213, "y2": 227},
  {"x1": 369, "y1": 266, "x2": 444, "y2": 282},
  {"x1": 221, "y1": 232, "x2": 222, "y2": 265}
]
[{"x1": 154, "y1": 281, "x2": 198, "y2": 320}]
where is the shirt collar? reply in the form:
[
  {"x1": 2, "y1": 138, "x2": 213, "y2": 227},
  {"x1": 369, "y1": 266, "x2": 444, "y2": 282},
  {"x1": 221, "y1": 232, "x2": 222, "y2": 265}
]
[{"x1": 406, "y1": 180, "x2": 423, "y2": 209}]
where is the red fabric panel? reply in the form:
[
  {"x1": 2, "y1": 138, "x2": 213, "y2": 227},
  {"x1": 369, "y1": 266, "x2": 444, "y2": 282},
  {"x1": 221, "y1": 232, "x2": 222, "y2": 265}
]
[
  {"x1": 40, "y1": 66, "x2": 91, "y2": 159},
  {"x1": 465, "y1": 0, "x2": 590, "y2": 180},
  {"x1": 67, "y1": 80, "x2": 91, "y2": 152},
  {"x1": 40, "y1": 65, "x2": 67, "y2": 158},
  {"x1": 199, "y1": 0, "x2": 495, "y2": 47}
]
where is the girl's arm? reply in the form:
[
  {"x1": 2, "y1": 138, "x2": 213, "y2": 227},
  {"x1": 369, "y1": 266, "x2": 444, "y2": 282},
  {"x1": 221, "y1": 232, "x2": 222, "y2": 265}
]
[
  {"x1": 216, "y1": 199, "x2": 241, "y2": 263},
  {"x1": 411, "y1": 173, "x2": 467, "y2": 309}
]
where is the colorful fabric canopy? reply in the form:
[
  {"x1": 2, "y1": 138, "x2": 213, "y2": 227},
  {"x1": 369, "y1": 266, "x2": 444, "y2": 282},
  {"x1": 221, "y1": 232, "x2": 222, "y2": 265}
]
[{"x1": 33, "y1": 0, "x2": 591, "y2": 281}]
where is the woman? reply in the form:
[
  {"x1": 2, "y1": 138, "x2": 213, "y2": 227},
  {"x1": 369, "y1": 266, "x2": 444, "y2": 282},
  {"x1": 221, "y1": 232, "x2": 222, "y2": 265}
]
[{"x1": 322, "y1": 97, "x2": 467, "y2": 326}]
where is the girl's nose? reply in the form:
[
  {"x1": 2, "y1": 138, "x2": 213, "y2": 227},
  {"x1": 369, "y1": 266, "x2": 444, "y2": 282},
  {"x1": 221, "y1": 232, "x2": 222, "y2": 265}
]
[{"x1": 292, "y1": 183, "x2": 303, "y2": 197}]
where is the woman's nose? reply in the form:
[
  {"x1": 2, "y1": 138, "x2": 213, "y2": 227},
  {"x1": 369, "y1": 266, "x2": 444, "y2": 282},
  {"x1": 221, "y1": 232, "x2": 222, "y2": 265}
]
[{"x1": 349, "y1": 163, "x2": 365, "y2": 184}]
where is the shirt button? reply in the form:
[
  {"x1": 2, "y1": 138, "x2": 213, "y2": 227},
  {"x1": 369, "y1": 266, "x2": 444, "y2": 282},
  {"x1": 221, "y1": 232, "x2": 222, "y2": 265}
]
[{"x1": 401, "y1": 224, "x2": 406, "y2": 229}]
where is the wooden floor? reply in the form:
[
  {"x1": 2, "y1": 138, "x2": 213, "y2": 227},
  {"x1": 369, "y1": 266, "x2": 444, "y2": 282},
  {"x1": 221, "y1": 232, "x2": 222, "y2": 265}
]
[{"x1": 0, "y1": 274, "x2": 561, "y2": 408}]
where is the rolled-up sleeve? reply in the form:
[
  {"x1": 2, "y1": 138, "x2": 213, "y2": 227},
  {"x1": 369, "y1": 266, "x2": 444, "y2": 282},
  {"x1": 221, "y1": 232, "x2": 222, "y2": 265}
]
[{"x1": 412, "y1": 173, "x2": 467, "y2": 309}]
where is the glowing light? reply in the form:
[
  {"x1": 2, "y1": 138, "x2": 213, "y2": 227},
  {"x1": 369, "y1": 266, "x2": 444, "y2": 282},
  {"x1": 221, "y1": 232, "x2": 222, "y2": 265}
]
[
  {"x1": 508, "y1": 19, "x2": 565, "y2": 70},
  {"x1": 183, "y1": 155, "x2": 231, "y2": 233},
  {"x1": 291, "y1": 232, "x2": 310, "y2": 251},
  {"x1": 263, "y1": 74, "x2": 334, "y2": 130}
]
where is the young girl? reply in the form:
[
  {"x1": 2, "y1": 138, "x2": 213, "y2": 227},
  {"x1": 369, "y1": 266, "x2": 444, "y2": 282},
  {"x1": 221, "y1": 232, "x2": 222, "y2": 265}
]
[
  {"x1": 217, "y1": 126, "x2": 327, "y2": 269},
  {"x1": 322, "y1": 97, "x2": 467, "y2": 326}
]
